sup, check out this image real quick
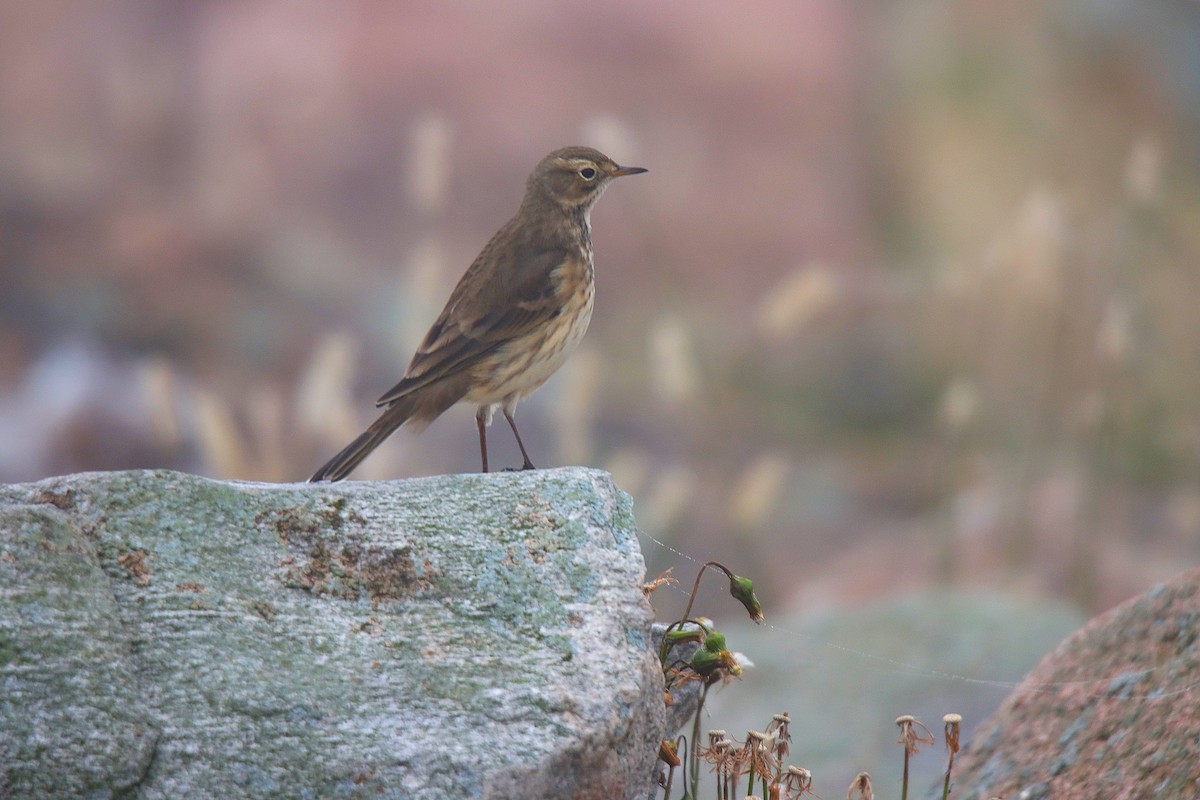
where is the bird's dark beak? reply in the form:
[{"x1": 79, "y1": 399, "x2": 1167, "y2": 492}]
[{"x1": 612, "y1": 165, "x2": 648, "y2": 177}]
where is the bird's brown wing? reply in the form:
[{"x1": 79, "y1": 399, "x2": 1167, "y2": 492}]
[{"x1": 375, "y1": 242, "x2": 576, "y2": 407}]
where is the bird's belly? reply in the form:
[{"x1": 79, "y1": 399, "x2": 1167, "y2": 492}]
[{"x1": 466, "y1": 288, "x2": 594, "y2": 408}]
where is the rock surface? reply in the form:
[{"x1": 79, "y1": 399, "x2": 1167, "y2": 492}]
[
  {"x1": 949, "y1": 568, "x2": 1200, "y2": 799},
  {"x1": 0, "y1": 468, "x2": 665, "y2": 799}
]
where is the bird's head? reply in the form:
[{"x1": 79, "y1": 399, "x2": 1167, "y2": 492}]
[{"x1": 526, "y1": 146, "x2": 647, "y2": 211}]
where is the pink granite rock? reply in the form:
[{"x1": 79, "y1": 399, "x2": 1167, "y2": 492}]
[{"x1": 951, "y1": 568, "x2": 1200, "y2": 799}]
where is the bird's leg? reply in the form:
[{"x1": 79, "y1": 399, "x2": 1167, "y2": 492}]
[
  {"x1": 503, "y1": 409, "x2": 536, "y2": 470},
  {"x1": 476, "y1": 408, "x2": 489, "y2": 473}
]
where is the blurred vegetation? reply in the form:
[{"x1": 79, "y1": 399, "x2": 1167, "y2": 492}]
[{"x1": 3, "y1": 1, "x2": 1200, "y2": 624}]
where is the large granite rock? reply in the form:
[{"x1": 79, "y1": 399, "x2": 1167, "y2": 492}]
[
  {"x1": 0, "y1": 468, "x2": 665, "y2": 799},
  {"x1": 949, "y1": 567, "x2": 1200, "y2": 799}
]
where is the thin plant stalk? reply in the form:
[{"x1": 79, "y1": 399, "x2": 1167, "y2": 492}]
[
  {"x1": 895, "y1": 715, "x2": 933, "y2": 800},
  {"x1": 942, "y1": 713, "x2": 962, "y2": 800},
  {"x1": 660, "y1": 562, "x2": 730, "y2": 664},
  {"x1": 688, "y1": 682, "x2": 711, "y2": 791},
  {"x1": 680, "y1": 562, "x2": 732, "y2": 626},
  {"x1": 662, "y1": 738, "x2": 680, "y2": 800}
]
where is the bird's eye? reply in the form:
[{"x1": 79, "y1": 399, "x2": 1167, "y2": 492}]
[{"x1": 579, "y1": 167, "x2": 597, "y2": 180}]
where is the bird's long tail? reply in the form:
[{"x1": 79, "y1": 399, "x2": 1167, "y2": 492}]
[{"x1": 308, "y1": 400, "x2": 416, "y2": 482}]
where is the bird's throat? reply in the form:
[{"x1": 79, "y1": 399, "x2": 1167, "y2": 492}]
[{"x1": 571, "y1": 205, "x2": 593, "y2": 251}]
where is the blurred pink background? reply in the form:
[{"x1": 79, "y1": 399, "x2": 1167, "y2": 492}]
[{"x1": 4, "y1": 0, "x2": 1200, "y2": 789}]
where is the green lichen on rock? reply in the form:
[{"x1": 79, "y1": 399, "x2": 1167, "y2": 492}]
[
  {"x1": 0, "y1": 467, "x2": 664, "y2": 799},
  {"x1": 0, "y1": 503, "x2": 158, "y2": 797}
]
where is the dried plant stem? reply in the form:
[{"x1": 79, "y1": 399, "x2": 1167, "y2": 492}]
[
  {"x1": 941, "y1": 748, "x2": 956, "y2": 800},
  {"x1": 941, "y1": 713, "x2": 962, "y2": 800}
]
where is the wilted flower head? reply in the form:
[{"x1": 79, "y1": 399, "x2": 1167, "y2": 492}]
[
  {"x1": 742, "y1": 729, "x2": 778, "y2": 778},
  {"x1": 943, "y1": 713, "x2": 962, "y2": 754},
  {"x1": 782, "y1": 765, "x2": 813, "y2": 798},
  {"x1": 847, "y1": 771, "x2": 873, "y2": 800},
  {"x1": 767, "y1": 711, "x2": 792, "y2": 759},
  {"x1": 895, "y1": 714, "x2": 935, "y2": 756}
]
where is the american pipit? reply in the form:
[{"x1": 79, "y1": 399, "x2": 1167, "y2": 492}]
[{"x1": 309, "y1": 146, "x2": 646, "y2": 481}]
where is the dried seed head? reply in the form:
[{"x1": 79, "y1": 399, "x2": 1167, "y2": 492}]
[
  {"x1": 784, "y1": 765, "x2": 813, "y2": 794},
  {"x1": 847, "y1": 771, "x2": 873, "y2": 800},
  {"x1": 768, "y1": 711, "x2": 792, "y2": 758},
  {"x1": 943, "y1": 713, "x2": 962, "y2": 754},
  {"x1": 741, "y1": 730, "x2": 778, "y2": 776},
  {"x1": 896, "y1": 714, "x2": 936, "y2": 756}
]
